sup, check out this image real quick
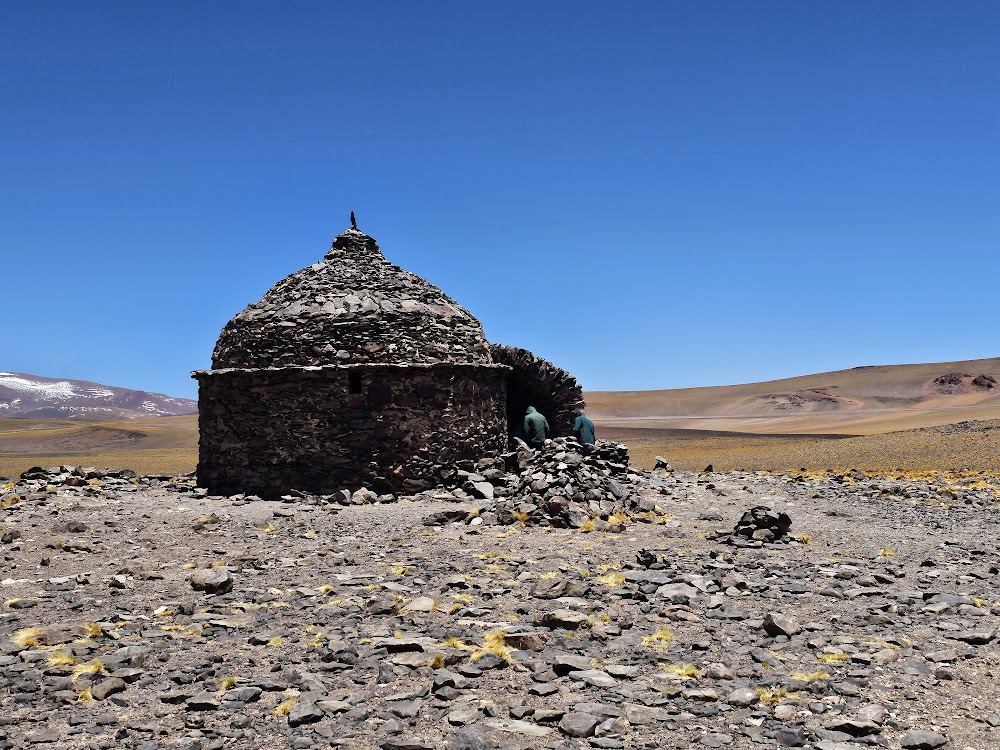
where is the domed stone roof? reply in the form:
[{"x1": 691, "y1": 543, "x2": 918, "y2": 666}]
[{"x1": 211, "y1": 228, "x2": 493, "y2": 369}]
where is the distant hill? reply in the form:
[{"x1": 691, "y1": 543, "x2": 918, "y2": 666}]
[
  {"x1": 586, "y1": 356, "x2": 1000, "y2": 435},
  {"x1": 0, "y1": 372, "x2": 197, "y2": 419}
]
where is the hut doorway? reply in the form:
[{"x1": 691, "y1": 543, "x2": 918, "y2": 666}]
[{"x1": 491, "y1": 344, "x2": 585, "y2": 441}]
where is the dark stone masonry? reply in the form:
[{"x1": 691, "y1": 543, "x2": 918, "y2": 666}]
[{"x1": 194, "y1": 224, "x2": 583, "y2": 498}]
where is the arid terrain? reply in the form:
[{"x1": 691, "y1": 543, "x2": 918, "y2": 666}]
[
  {"x1": 0, "y1": 415, "x2": 198, "y2": 480},
  {"x1": 1, "y1": 441, "x2": 999, "y2": 750}
]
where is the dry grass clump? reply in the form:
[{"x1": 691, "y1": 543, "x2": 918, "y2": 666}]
[
  {"x1": 660, "y1": 663, "x2": 700, "y2": 679},
  {"x1": 12, "y1": 627, "x2": 45, "y2": 648},
  {"x1": 70, "y1": 658, "x2": 107, "y2": 682},
  {"x1": 816, "y1": 652, "x2": 850, "y2": 664},
  {"x1": 470, "y1": 631, "x2": 513, "y2": 663},
  {"x1": 641, "y1": 627, "x2": 675, "y2": 650},
  {"x1": 757, "y1": 687, "x2": 799, "y2": 703}
]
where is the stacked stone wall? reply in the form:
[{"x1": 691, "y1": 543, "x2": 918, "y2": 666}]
[{"x1": 195, "y1": 364, "x2": 508, "y2": 498}]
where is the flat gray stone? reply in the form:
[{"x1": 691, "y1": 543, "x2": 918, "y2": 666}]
[
  {"x1": 559, "y1": 711, "x2": 601, "y2": 737},
  {"x1": 900, "y1": 731, "x2": 947, "y2": 749},
  {"x1": 726, "y1": 687, "x2": 759, "y2": 706}
]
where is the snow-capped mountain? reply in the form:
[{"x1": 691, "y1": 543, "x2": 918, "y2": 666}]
[{"x1": 0, "y1": 372, "x2": 197, "y2": 419}]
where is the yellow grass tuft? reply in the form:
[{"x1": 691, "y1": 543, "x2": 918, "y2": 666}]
[
  {"x1": 816, "y1": 652, "x2": 849, "y2": 664},
  {"x1": 607, "y1": 511, "x2": 628, "y2": 526},
  {"x1": 791, "y1": 671, "x2": 830, "y2": 682},
  {"x1": 257, "y1": 523, "x2": 279, "y2": 533},
  {"x1": 512, "y1": 510, "x2": 531, "y2": 524},
  {"x1": 12, "y1": 627, "x2": 45, "y2": 648},
  {"x1": 47, "y1": 650, "x2": 79, "y2": 666},
  {"x1": 442, "y1": 636, "x2": 475, "y2": 650},
  {"x1": 757, "y1": 687, "x2": 798, "y2": 703},
  {"x1": 880, "y1": 548, "x2": 894, "y2": 557},
  {"x1": 471, "y1": 630, "x2": 513, "y2": 663},
  {"x1": 641, "y1": 628, "x2": 675, "y2": 650},
  {"x1": 660, "y1": 663, "x2": 700, "y2": 679},
  {"x1": 71, "y1": 658, "x2": 107, "y2": 682},
  {"x1": 595, "y1": 572, "x2": 626, "y2": 586},
  {"x1": 273, "y1": 698, "x2": 296, "y2": 717},
  {"x1": 578, "y1": 517, "x2": 598, "y2": 533},
  {"x1": 77, "y1": 687, "x2": 93, "y2": 701},
  {"x1": 392, "y1": 566, "x2": 412, "y2": 575},
  {"x1": 429, "y1": 653, "x2": 445, "y2": 669},
  {"x1": 265, "y1": 636, "x2": 284, "y2": 648}
]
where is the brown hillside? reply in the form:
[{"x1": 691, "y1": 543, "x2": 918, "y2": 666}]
[
  {"x1": 586, "y1": 356, "x2": 1000, "y2": 435},
  {"x1": 0, "y1": 414, "x2": 198, "y2": 478}
]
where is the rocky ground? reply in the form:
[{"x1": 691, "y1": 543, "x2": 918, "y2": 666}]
[{"x1": 2, "y1": 442, "x2": 1000, "y2": 750}]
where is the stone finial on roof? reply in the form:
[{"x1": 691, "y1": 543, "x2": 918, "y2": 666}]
[{"x1": 350, "y1": 210, "x2": 357, "y2": 230}]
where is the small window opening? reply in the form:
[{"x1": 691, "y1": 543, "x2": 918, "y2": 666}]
[{"x1": 349, "y1": 372, "x2": 362, "y2": 394}]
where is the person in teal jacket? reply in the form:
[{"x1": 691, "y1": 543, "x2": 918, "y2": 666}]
[
  {"x1": 523, "y1": 406, "x2": 549, "y2": 448},
  {"x1": 573, "y1": 410, "x2": 596, "y2": 448}
]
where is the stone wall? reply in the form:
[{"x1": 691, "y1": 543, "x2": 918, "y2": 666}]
[{"x1": 194, "y1": 363, "x2": 508, "y2": 498}]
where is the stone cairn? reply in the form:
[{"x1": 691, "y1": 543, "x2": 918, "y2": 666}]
[{"x1": 723, "y1": 505, "x2": 793, "y2": 546}]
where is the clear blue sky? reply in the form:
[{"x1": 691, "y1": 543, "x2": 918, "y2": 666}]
[{"x1": 3, "y1": 2, "x2": 998, "y2": 400}]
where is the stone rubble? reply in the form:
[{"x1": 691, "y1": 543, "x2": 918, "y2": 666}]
[
  {"x1": 2, "y1": 461, "x2": 1000, "y2": 749},
  {"x1": 721, "y1": 506, "x2": 794, "y2": 546}
]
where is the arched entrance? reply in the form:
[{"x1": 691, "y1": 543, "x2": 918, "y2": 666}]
[{"x1": 490, "y1": 345, "x2": 585, "y2": 440}]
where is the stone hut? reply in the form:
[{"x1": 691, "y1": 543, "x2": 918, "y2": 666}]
[{"x1": 194, "y1": 224, "x2": 583, "y2": 498}]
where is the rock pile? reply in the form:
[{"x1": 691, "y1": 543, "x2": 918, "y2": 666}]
[
  {"x1": 424, "y1": 438, "x2": 649, "y2": 529},
  {"x1": 722, "y1": 505, "x2": 793, "y2": 546}
]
